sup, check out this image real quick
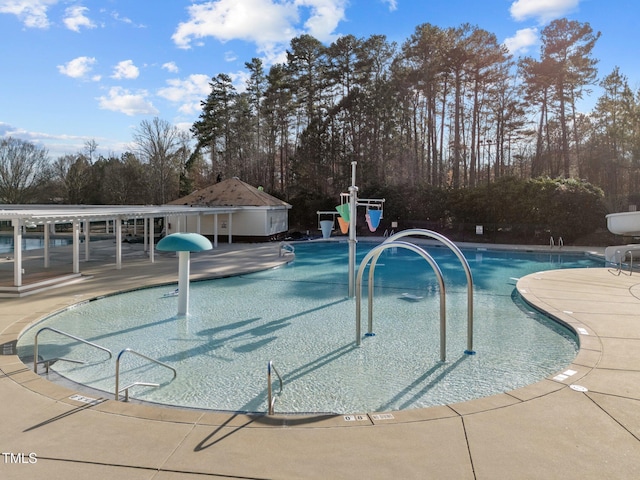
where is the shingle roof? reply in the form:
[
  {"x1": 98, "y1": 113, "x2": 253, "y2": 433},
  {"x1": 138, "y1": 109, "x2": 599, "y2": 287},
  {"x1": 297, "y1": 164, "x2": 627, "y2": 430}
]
[{"x1": 168, "y1": 178, "x2": 290, "y2": 208}]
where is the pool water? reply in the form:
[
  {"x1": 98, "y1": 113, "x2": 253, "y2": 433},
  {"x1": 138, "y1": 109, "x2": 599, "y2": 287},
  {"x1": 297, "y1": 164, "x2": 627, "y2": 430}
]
[
  {"x1": 17, "y1": 242, "x2": 603, "y2": 414},
  {"x1": 0, "y1": 235, "x2": 71, "y2": 254}
]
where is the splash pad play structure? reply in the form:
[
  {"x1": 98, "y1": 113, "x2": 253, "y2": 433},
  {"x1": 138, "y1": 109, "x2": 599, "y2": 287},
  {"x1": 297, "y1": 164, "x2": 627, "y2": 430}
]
[
  {"x1": 317, "y1": 162, "x2": 387, "y2": 296},
  {"x1": 156, "y1": 233, "x2": 213, "y2": 315},
  {"x1": 317, "y1": 163, "x2": 385, "y2": 243}
]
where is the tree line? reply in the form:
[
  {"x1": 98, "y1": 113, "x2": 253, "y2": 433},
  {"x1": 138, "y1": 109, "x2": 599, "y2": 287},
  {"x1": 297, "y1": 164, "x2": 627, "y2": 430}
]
[
  {"x1": 190, "y1": 17, "x2": 638, "y2": 213},
  {"x1": 1, "y1": 18, "x2": 639, "y2": 238}
]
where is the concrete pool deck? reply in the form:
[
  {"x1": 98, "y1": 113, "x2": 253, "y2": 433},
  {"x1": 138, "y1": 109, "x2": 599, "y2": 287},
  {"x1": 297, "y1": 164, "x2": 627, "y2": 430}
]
[{"x1": 1, "y1": 239, "x2": 639, "y2": 479}]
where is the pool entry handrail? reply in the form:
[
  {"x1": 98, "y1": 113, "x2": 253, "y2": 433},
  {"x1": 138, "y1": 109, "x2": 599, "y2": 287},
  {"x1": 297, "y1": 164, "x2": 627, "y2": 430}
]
[
  {"x1": 356, "y1": 241, "x2": 447, "y2": 362},
  {"x1": 33, "y1": 327, "x2": 113, "y2": 374},
  {"x1": 279, "y1": 242, "x2": 295, "y2": 257},
  {"x1": 383, "y1": 229, "x2": 476, "y2": 355},
  {"x1": 267, "y1": 360, "x2": 283, "y2": 415},
  {"x1": 115, "y1": 348, "x2": 177, "y2": 402},
  {"x1": 609, "y1": 247, "x2": 636, "y2": 276}
]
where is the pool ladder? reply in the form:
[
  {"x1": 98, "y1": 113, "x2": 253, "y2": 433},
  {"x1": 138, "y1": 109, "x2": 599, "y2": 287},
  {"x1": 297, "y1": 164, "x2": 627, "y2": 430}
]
[
  {"x1": 609, "y1": 248, "x2": 637, "y2": 276},
  {"x1": 33, "y1": 327, "x2": 113, "y2": 374},
  {"x1": 550, "y1": 236, "x2": 564, "y2": 248},
  {"x1": 115, "y1": 348, "x2": 177, "y2": 402}
]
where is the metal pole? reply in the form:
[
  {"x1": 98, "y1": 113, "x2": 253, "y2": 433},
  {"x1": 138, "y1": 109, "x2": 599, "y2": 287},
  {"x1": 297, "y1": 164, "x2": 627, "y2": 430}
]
[
  {"x1": 348, "y1": 161, "x2": 358, "y2": 297},
  {"x1": 177, "y1": 251, "x2": 190, "y2": 315}
]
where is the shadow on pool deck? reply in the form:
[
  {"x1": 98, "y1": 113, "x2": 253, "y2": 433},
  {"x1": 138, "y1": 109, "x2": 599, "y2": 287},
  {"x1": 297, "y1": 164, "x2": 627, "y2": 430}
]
[{"x1": 1, "y1": 240, "x2": 639, "y2": 479}]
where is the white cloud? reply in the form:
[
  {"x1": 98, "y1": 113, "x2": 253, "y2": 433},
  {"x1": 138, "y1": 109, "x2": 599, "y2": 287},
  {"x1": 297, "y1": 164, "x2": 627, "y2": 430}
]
[
  {"x1": 175, "y1": 122, "x2": 195, "y2": 135},
  {"x1": 172, "y1": 0, "x2": 346, "y2": 60},
  {"x1": 111, "y1": 60, "x2": 140, "y2": 80},
  {"x1": 173, "y1": 0, "x2": 296, "y2": 48},
  {"x1": 504, "y1": 27, "x2": 539, "y2": 55},
  {"x1": 57, "y1": 56, "x2": 97, "y2": 79},
  {"x1": 97, "y1": 87, "x2": 158, "y2": 116},
  {"x1": 228, "y1": 70, "x2": 250, "y2": 93},
  {"x1": 0, "y1": 0, "x2": 58, "y2": 28},
  {"x1": 162, "y1": 62, "x2": 179, "y2": 73},
  {"x1": 63, "y1": 5, "x2": 95, "y2": 32},
  {"x1": 110, "y1": 10, "x2": 145, "y2": 28},
  {"x1": 0, "y1": 122, "x2": 114, "y2": 157},
  {"x1": 382, "y1": 0, "x2": 398, "y2": 11},
  {"x1": 510, "y1": 0, "x2": 580, "y2": 24},
  {"x1": 297, "y1": 0, "x2": 346, "y2": 42},
  {"x1": 157, "y1": 74, "x2": 211, "y2": 115}
]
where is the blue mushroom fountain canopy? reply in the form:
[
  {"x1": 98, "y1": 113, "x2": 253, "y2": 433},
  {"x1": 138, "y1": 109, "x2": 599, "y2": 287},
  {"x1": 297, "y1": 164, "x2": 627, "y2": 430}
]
[
  {"x1": 157, "y1": 233, "x2": 213, "y2": 252},
  {"x1": 156, "y1": 233, "x2": 212, "y2": 316}
]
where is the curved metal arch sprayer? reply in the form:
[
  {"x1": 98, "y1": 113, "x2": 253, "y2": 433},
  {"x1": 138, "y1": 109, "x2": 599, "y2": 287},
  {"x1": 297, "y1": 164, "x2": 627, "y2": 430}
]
[
  {"x1": 356, "y1": 240, "x2": 447, "y2": 362},
  {"x1": 382, "y1": 229, "x2": 475, "y2": 355}
]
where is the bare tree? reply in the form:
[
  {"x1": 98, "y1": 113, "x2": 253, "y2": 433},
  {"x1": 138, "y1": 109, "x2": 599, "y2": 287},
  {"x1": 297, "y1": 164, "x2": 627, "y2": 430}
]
[
  {"x1": 84, "y1": 139, "x2": 99, "y2": 164},
  {"x1": 133, "y1": 117, "x2": 181, "y2": 204},
  {"x1": 52, "y1": 154, "x2": 92, "y2": 203},
  {"x1": 0, "y1": 137, "x2": 50, "y2": 203}
]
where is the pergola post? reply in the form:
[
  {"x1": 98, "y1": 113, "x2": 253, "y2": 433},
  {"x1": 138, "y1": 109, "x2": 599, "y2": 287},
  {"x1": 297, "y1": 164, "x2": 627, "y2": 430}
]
[
  {"x1": 148, "y1": 217, "x2": 155, "y2": 263},
  {"x1": 144, "y1": 217, "x2": 148, "y2": 252},
  {"x1": 115, "y1": 217, "x2": 122, "y2": 270},
  {"x1": 12, "y1": 219, "x2": 23, "y2": 287},
  {"x1": 213, "y1": 213, "x2": 218, "y2": 248},
  {"x1": 43, "y1": 222, "x2": 50, "y2": 268},
  {"x1": 84, "y1": 219, "x2": 90, "y2": 262},
  {"x1": 72, "y1": 219, "x2": 80, "y2": 274}
]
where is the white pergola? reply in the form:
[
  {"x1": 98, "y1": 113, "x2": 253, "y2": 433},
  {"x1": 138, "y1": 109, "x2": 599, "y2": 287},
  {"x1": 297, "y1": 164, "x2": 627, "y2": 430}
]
[{"x1": 0, "y1": 205, "x2": 241, "y2": 289}]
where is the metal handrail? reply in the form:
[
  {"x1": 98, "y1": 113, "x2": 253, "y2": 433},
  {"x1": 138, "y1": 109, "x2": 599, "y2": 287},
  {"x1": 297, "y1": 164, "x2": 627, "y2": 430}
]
[
  {"x1": 550, "y1": 236, "x2": 564, "y2": 248},
  {"x1": 611, "y1": 248, "x2": 636, "y2": 276},
  {"x1": 115, "y1": 348, "x2": 177, "y2": 401},
  {"x1": 383, "y1": 229, "x2": 475, "y2": 355},
  {"x1": 118, "y1": 382, "x2": 160, "y2": 402},
  {"x1": 280, "y1": 242, "x2": 295, "y2": 257},
  {"x1": 33, "y1": 327, "x2": 112, "y2": 374},
  {"x1": 356, "y1": 240, "x2": 447, "y2": 362},
  {"x1": 267, "y1": 360, "x2": 283, "y2": 415}
]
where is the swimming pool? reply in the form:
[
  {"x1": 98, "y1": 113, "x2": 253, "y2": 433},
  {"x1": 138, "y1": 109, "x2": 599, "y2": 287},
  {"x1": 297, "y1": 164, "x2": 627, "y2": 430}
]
[
  {"x1": 17, "y1": 241, "x2": 603, "y2": 414},
  {"x1": 0, "y1": 235, "x2": 71, "y2": 254}
]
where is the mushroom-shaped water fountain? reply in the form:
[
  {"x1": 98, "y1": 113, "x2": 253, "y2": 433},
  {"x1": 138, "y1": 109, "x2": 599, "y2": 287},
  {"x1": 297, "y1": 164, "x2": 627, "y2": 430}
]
[{"x1": 156, "y1": 233, "x2": 213, "y2": 315}]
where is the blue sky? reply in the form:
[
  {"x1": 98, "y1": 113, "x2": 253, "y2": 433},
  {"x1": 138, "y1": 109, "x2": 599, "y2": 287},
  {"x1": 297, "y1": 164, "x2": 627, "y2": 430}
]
[{"x1": 1, "y1": 0, "x2": 638, "y2": 158}]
